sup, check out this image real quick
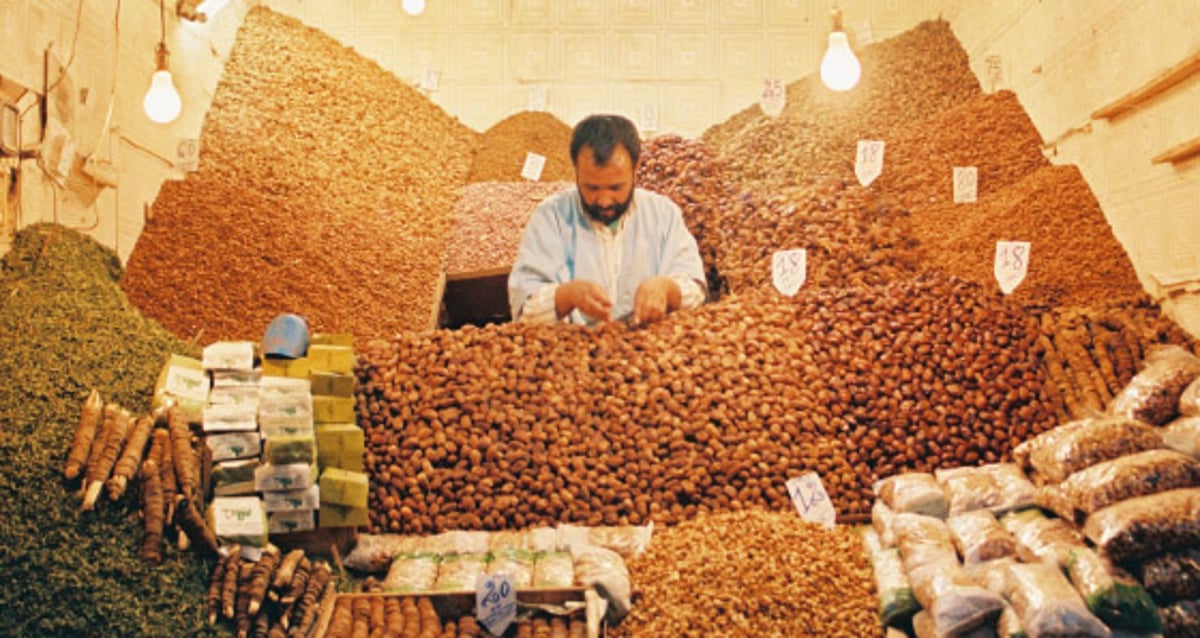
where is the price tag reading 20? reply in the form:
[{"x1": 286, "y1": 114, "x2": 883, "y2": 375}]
[
  {"x1": 476, "y1": 574, "x2": 516, "y2": 636},
  {"x1": 994, "y1": 240, "x2": 1031, "y2": 295},
  {"x1": 786, "y1": 472, "x2": 836, "y2": 528}
]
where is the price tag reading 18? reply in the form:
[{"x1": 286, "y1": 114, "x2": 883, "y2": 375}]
[
  {"x1": 771, "y1": 249, "x2": 807, "y2": 297},
  {"x1": 855, "y1": 140, "x2": 885, "y2": 187},
  {"x1": 476, "y1": 574, "x2": 516, "y2": 636},
  {"x1": 994, "y1": 240, "x2": 1031, "y2": 295},
  {"x1": 786, "y1": 472, "x2": 836, "y2": 528}
]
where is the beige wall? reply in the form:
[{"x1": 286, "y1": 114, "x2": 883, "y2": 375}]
[
  {"x1": 942, "y1": 0, "x2": 1200, "y2": 336},
  {"x1": 2, "y1": 0, "x2": 1198, "y2": 336}
]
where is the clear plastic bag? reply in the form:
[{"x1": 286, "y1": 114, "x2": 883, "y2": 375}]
[
  {"x1": 947, "y1": 510, "x2": 1018, "y2": 565},
  {"x1": 488, "y1": 548, "x2": 535, "y2": 588},
  {"x1": 532, "y1": 551, "x2": 575, "y2": 588},
  {"x1": 383, "y1": 551, "x2": 440, "y2": 592},
  {"x1": 344, "y1": 534, "x2": 418, "y2": 574},
  {"x1": 892, "y1": 513, "x2": 956, "y2": 574},
  {"x1": 1004, "y1": 562, "x2": 1112, "y2": 638},
  {"x1": 874, "y1": 473, "x2": 948, "y2": 518},
  {"x1": 434, "y1": 552, "x2": 489, "y2": 591},
  {"x1": 1053, "y1": 449, "x2": 1200, "y2": 519},
  {"x1": 909, "y1": 560, "x2": 1004, "y2": 637},
  {"x1": 1082, "y1": 487, "x2": 1200, "y2": 564},
  {"x1": 487, "y1": 527, "x2": 559, "y2": 553},
  {"x1": 422, "y1": 530, "x2": 490, "y2": 555},
  {"x1": 1110, "y1": 345, "x2": 1200, "y2": 425},
  {"x1": 936, "y1": 463, "x2": 1037, "y2": 516},
  {"x1": 572, "y1": 545, "x2": 631, "y2": 626},
  {"x1": 872, "y1": 499, "x2": 898, "y2": 549},
  {"x1": 1162, "y1": 417, "x2": 1200, "y2": 458},
  {"x1": 1025, "y1": 417, "x2": 1164, "y2": 483},
  {"x1": 1001, "y1": 509, "x2": 1085, "y2": 568},
  {"x1": 997, "y1": 603, "x2": 1026, "y2": 638},
  {"x1": 1133, "y1": 548, "x2": 1200, "y2": 604},
  {"x1": 870, "y1": 546, "x2": 919, "y2": 628},
  {"x1": 912, "y1": 601, "x2": 1003, "y2": 638},
  {"x1": 1181, "y1": 377, "x2": 1200, "y2": 418},
  {"x1": 1066, "y1": 546, "x2": 1162, "y2": 633}
]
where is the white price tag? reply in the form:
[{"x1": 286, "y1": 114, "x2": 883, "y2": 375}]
[
  {"x1": 786, "y1": 472, "x2": 836, "y2": 528},
  {"x1": 855, "y1": 140, "x2": 885, "y2": 187},
  {"x1": 476, "y1": 574, "x2": 516, "y2": 636},
  {"x1": 953, "y1": 166, "x2": 978, "y2": 203},
  {"x1": 994, "y1": 240, "x2": 1031, "y2": 295},
  {"x1": 636, "y1": 104, "x2": 658, "y2": 133},
  {"x1": 853, "y1": 19, "x2": 874, "y2": 46},
  {"x1": 177, "y1": 138, "x2": 200, "y2": 172},
  {"x1": 527, "y1": 85, "x2": 548, "y2": 111},
  {"x1": 520, "y1": 152, "x2": 546, "y2": 181},
  {"x1": 771, "y1": 249, "x2": 807, "y2": 297},
  {"x1": 760, "y1": 78, "x2": 785, "y2": 118},
  {"x1": 420, "y1": 67, "x2": 440, "y2": 91}
]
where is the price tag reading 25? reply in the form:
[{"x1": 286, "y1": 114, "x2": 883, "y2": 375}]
[
  {"x1": 476, "y1": 574, "x2": 516, "y2": 636},
  {"x1": 994, "y1": 240, "x2": 1031, "y2": 295},
  {"x1": 786, "y1": 472, "x2": 836, "y2": 528}
]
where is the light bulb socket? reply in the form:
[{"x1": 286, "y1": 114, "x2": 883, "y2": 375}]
[
  {"x1": 154, "y1": 42, "x2": 171, "y2": 72},
  {"x1": 830, "y1": 8, "x2": 844, "y2": 33}
]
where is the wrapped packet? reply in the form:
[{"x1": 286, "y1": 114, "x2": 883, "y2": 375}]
[
  {"x1": 384, "y1": 552, "x2": 440, "y2": 592},
  {"x1": 908, "y1": 559, "x2": 1004, "y2": 636},
  {"x1": 1110, "y1": 345, "x2": 1200, "y2": 425},
  {"x1": 573, "y1": 545, "x2": 631, "y2": 625},
  {"x1": 532, "y1": 551, "x2": 575, "y2": 588},
  {"x1": 908, "y1": 553, "x2": 969, "y2": 609},
  {"x1": 421, "y1": 530, "x2": 490, "y2": 555},
  {"x1": 435, "y1": 553, "x2": 489, "y2": 591},
  {"x1": 1051, "y1": 449, "x2": 1200, "y2": 521},
  {"x1": 874, "y1": 473, "x2": 948, "y2": 518},
  {"x1": 871, "y1": 499, "x2": 898, "y2": 549},
  {"x1": 1082, "y1": 488, "x2": 1200, "y2": 563},
  {"x1": 966, "y1": 556, "x2": 1020, "y2": 596},
  {"x1": 1066, "y1": 546, "x2": 1162, "y2": 633},
  {"x1": 1014, "y1": 418, "x2": 1093, "y2": 475},
  {"x1": 1001, "y1": 509, "x2": 1085, "y2": 568},
  {"x1": 936, "y1": 463, "x2": 1034, "y2": 516},
  {"x1": 344, "y1": 534, "x2": 417, "y2": 574},
  {"x1": 1182, "y1": 377, "x2": 1200, "y2": 418},
  {"x1": 586, "y1": 524, "x2": 654, "y2": 558},
  {"x1": 869, "y1": 545, "x2": 919, "y2": 628},
  {"x1": 997, "y1": 603, "x2": 1026, "y2": 638},
  {"x1": 1133, "y1": 548, "x2": 1200, "y2": 603},
  {"x1": 488, "y1": 548, "x2": 534, "y2": 588},
  {"x1": 1025, "y1": 417, "x2": 1164, "y2": 483},
  {"x1": 1159, "y1": 599, "x2": 1200, "y2": 637},
  {"x1": 1162, "y1": 417, "x2": 1200, "y2": 458},
  {"x1": 487, "y1": 527, "x2": 558, "y2": 553},
  {"x1": 892, "y1": 513, "x2": 956, "y2": 573},
  {"x1": 1004, "y1": 562, "x2": 1112, "y2": 638},
  {"x1": 947, "y1": 510, "x2": 1017, "y2": 565},
  {"x1": 912, "y1": 606, "x2": 1000, "y2": 638}
]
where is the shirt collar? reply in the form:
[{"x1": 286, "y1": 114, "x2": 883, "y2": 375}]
[{"x1": 583, "y1": 192, "x2": 635, "y2": 237}]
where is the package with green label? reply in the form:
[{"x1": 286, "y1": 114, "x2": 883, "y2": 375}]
[
  {"x1": 212, "y1": 458, "x2": 260, "y2": 496},
  {"x1": 319, "y1": 467, "x2": 368, "y2": 507},
  {"x1": 1066, "y1": 546, "x2": 1162, "y2": 632},
  {"x1": 384, "y1": 552, "x2": 440, "y2": 592},
  {"x1": 254, "y1": 462, "x2": 318, "y2": 492},
  {"x1": 263, "y1": 434, "x2": 316, "y2": 466},
  {"x1": 310, "y1": 371, "x2": 356, "y2": 398},
  {"x1": 316, "y1": 423, "x2": 365, "y2": 471},
  {"x1": 153, "y1": 354, "x2": 209, "y2": 422},
  {"x1": 203, "y1": 403, "x2": 258, "y2": 433},
  {"x1": 212, "y1": 369, "x2": 262, "y2": 388},
  {"x1": 202, "y1": 341, "x2": 256, "y2": 371},
  {"x1": 307, "y1": 344, "x2": 355, "y2": 374},
  {"x1": 435, "y1": 553, "x2": 490, "y2": 591},
  {"x1": 488, "y1": 548, "x2": 534, "y2": 588},
  {"x1": 206, "y1": 431, "x2": 262, "y2": 462},
  {"x1": 207, "y1": 496, "x2": 268, "y2": 547},
  {"x1": 532, "y1": 551, "x2": 575, "y2": 588},
  {"x1": 264, "y1": 485, "x2": 321, "y2": 512},
  {"x1": 261, "y1": 356, "x2": 311, "y2": 379},
  {"x1": 313, "y1": 396, "x2": 355, "y2": 424},
  {"x1": 320, "y1": 502, "x2": 369, "y2": 528},
  {"x1": 268, "y1": 509, "x2": 315, "y2": 534}
]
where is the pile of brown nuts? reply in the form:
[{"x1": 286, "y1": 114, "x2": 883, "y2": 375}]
[
  {"x1": 357, "y1": 274, "x2": 1057, "y2": 534},
  {"x1": 467, "y1": 111, "x2": 575, "y2": 183}
]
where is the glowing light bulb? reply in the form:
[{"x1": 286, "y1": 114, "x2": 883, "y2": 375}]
[
  {"x1": 143, "y1": 69, "x2": 182, "y2": 124},
  {"x1": 402, "y1": 0, "x2": 425, "y2": 16},
  {"x1": 820, "y1": 30, "x2": 861, "y2": 92}
]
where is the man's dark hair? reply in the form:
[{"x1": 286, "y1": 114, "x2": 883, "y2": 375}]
[{"x1": 570, "y1": 114, "x2": 641, "y2": 167}]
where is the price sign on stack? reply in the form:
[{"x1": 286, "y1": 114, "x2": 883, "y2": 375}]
[
  {"x1": 771, "y1": 249, "x2": 807, "y2": 297},
  {"x1": 786, "y1": 472, "x2": 836, "y2": 528},
  {"x1": 994, "y1": 240, "x2": 1031, "y2": 294},
  {"x1": 855, "y1": 140, "x2": 885, "y2": 187},
  {"x1": 760, "y1": 78, "x2": 785, "y2": 117},
  {"x1": 476, "y1": 574, "x2": 516, "y2": 636}
]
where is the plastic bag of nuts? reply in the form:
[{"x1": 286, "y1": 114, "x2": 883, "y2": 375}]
[
  {"x1": 1083, "y1": 488, "x2": 1200, "y2": 564},
  {"x1": 1022, "y1": 416, "x2": 1164, "y2": 483},
  {"x1": 864, "y1": 539, "x2": 919, "y2": 628},
  {"x1": 1134, "y1": 548, "x2": 1200, "y2": 603},
  {"x1": 1003, "y1": 562, "x2": 1111, "y2": 637},
  {"x1": 892, "y1": 513, "x2": 956, "y2": 574},
  {"x1": 531, "y1": 550, "x2": 575, "y2": 588},
  {"x1": 1066, "y1": 546, "x2": 1162, "y2": 633},
  {"x1": 871, "y1": 500, "x2": 898, "y2": 548},
  {"x1": 947, "y1": 510, "x2": 1017, "y2": 565},
  {"x1": 383, "y1": 551, "x2": 440, "y2": 592},
  {"x1": 909, "y1": 560, "x2": 1004, "y2": 635},
  {"x1": 1162, "y1": 417, "x2": 1200, "y2": 458},
  {"x1": 1110, "y1": 345, "x2": 1200, "y2": 425},
  {"x1": 935, "y1": 463, "x2": 1036, "y2": 516},
  {"x1": 487, "y1": 548, "x2": 534, "y2": 588},
  {"x1": 343, "y1": 534, "x2": 417, "y2": 574},
  {"x1": 874, "y1": 473, "x2": 948, "y2": 518},
  {"x1": 1050, "y1": 449, "x2": 1200, "y2": 520},
  {"x1": 434, "y1": 552, "x2": 489, "y2": 591},
  {"x1": 1001, "y1": 508, "x2": 1085, "y2": 568}
]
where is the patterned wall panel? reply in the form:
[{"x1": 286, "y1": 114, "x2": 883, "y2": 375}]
[
  {"x1": 513, "y1": 0, "x2": 560, "y2": 26},
  {"x1": 658, "y1": 82, "x2": 719, "y2": 136},
  {"x1": 720, "y1": 33, "x2": 763, "y2": 78},
  {"x1": 664, "y1": 33, "x2": 712, "y2": 80},
  {"x1": 510, "y1": 33, "x2": 561, "y2": 80},
  {"x1": 562, "y1": 33, "x2": 608, "y2": 79},
  {"x1": 560, "y1": 82, "x2": 613, "y2": 126},
  {"x1": 721, "y1": 81, "x2": 765, "y2": 120},
  {"x1": 766, "y1": 31, "x2": 815, "y2": 79},
  {"x1": 612, "y1": 32, "x2": 658, "y2": 79},
  {"x1": 611, "y1": 84, "x2": 663, "y2": 131},
  {"x1": 719, "y1": 0, "x2": 763, "y2": 26},
  {"x1": 560, "y1": 0, "x2": 609, "y2": 26},
  {"x1": 454, "y1": 83, "x2": 509, "y2": 132},
  {"x1": 664, "y1": 0, "x2": 711, "y2": 25},
  {"x1": 454, "y1": 33, "x2": 505, "y2": 82},
  {"x1": 308, "y1": 2, "x2": 353, "y2": 32},
  {"x1": 613, "y1": 0, "x2": 661, "y2": 26},
  {"x1": 457, "y1": 0, "x2": 505, "y2": 26},
  {"x1": 402, "y1": 34, "x2": 450, "y2": 86},
  {"x1": 767, "y1": 0, "x2": 814, "y2": 28},
  {"x1": 350, "y1": 33, "x2": 402, "y2": 76}
]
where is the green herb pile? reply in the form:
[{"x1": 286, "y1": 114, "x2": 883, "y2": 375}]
[{"x1": 0, "y1": 223, "x2": 221, "y2": 637}]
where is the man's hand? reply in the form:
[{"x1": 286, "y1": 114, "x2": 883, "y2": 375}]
[
  {"x1": 556, "y1": 280, "x2": 613, "y2": 322},
  {"x1": 632, "y1": 276, "x2": 681, "y2": 325}
]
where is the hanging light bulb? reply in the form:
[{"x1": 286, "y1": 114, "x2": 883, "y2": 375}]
[
  {"x1": 402, "y1": 0, "x2": 426, "y2": 16},
  {"x1": 819, "y1": 8, "x2": 861, "y2": 92},
  {"x1": 143, "y1": 43, "x2": 182, "y2": 124}
]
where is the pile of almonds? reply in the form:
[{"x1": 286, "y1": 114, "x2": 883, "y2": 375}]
[
  {"x1": 467, "y1": 111, "x2": 574, "y2": 183},
  {"x1": 122, "y1": 7, "x2": 478, "y2": 345},
  {"x1": 357, "y1": 273, "x2": 1057, "y2": 534},
  {"x1": 445, "y1": 181, "x2": 572, "y2": 276},
  {"x1": 611, "y1": 509, "x2": 877, "y2": 637}
]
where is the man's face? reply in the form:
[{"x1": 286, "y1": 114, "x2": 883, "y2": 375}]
[{"x1": 576, "y1": 144, "x2": 635, "y2": 224}]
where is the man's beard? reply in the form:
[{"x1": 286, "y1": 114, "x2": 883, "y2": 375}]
[{"x1": 581, "y1": 189, "x2": 634, "y2": 225}]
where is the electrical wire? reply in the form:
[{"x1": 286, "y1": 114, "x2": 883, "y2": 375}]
[{"x1": 44, "y1": 0, "x2": 87, "y2": 97}]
